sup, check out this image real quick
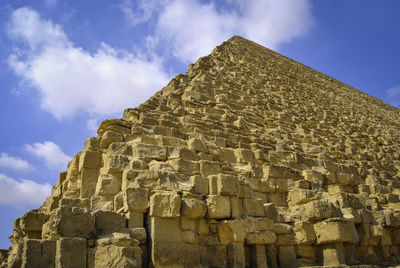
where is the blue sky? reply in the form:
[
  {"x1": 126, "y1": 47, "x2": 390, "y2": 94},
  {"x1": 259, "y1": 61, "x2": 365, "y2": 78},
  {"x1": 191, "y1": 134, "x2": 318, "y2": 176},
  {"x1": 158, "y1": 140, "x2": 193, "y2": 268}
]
[{"x1": 0, "y1": 0, "x2": 399, "y2": 249}]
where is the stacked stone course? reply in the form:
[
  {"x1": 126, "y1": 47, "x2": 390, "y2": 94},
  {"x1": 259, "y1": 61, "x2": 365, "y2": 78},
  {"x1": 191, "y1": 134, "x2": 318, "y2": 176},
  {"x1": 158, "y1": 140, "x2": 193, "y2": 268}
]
[{"x1": 1, "y1": 36, "x2": 400, "y2": 267}]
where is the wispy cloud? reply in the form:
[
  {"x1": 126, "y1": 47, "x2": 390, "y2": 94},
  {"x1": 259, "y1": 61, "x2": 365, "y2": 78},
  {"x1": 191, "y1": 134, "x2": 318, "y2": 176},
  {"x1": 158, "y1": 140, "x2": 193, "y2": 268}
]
[
  {"x1": 8, "y1": 7, "x2": 170, "y2": 120},
  {"x1": 25, "y1": 141, "x2": 71, "y2": 170},
  {"x1": 386, "y1": 84, "x2": 400, "y2": 108},
  {"x1": 0, "y1": 173, "x2": 51, "y2": 207},
  {"x1": 0, "y1": 152, "x2": 34, "y2": 172},
  {"x1": 119, "y1": 0, "x2": 160, "y2": 26},
  {"x1": 122, "y1": 0, "x2": 315, "y2": 62}
]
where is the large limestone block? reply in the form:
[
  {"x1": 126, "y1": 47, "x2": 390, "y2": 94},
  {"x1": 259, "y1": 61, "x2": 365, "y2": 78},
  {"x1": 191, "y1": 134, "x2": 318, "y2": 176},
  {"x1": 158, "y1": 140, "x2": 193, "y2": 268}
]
[
  {"x1": 92, "y1": 242, "x2": 141, "y2": 268},
  {"x1": 217, "y1": 174, "x2": 239, "y2": 196},
  {"x1": 384, "y1": 209, "x2": 400, "y2": 227},
  {"x1": 322, "y1": 243, "x2": 346, "y2": 266},
  {"x1": 132, "y1": 143, "x2": 166, "y2": 160},
  {"x1": 250, "y1": 245, "x2": 268, "y2": 268},
  {"x1": 150, "y1": 191, "x2": 181, "y2": 218},
  {"x1": 278, "y1": 245, "x2": 298, "y2": 268},
  {"x1": 123, "y1": 187, "x2": 149, "y2": 213},
  {"x1": 243, "y1": 199, "x2": 265, "y2": 217},
  {"x1": 169, "y1": 159, "x2": 200, "y2": 175},
  {"x1": 150, "y1": 217, "x2": 200, "y2": 267},
  {"x1": 19, "y1": 211, "x2": 48, "y2": 235},
  {"x1": 100, "y1": 131, "x2": 124, "y2": 149},
  {"x1": 206, "y1": 195, "x2": 231, "y2": 219},
  {"x1": 103, "y1": 153, "x2": 129, "y2": 173},
  {"x1": 314, "y1": 218, "x2": 359, "y2": 244},
  {"x1": 42, "y1": 206, "x2": 95, "y2": 239},
  {"x1": 95, "y1": 174, "x2": 121, "y2": 196},
  {"x1": 79, "y1": 151, "x2": 101, "y2": 171},
  {"x1": 56, "y1": 237, "x2": 86, "y2": 268},
  {"x1": 293, "y1": 221, "x2": 316, "y2": 245},
  {"x1": 80, "y1": 168, "x2": 99, "y2": 198},
  {"x1": 22, "y1": 239, "x2": 56, "y2": 268},
  {"x1": 263, "y1": 164, "x2": 302, "y2": 181},
  {"x1": 188, "y1": 137, "x2": 208, "y2": 153},
  {"x1": 227, "y1": 242, "x2": 245, "y2": 268},
  {"x1": 247, "y1": 231, "x2": 276, "y2": 245},
  {"x1": 217, "y1": 219, "x2": 245, "y2": 244},
  {"x1": 95, "y1": 210, "x2": 128, "y2": 235},
  {"x1": 191, "y1": 175, "x2": 209, "y2": 194},
  {"x1": 235, "y1": 148, "x2": 255, "y2": 163},
  {"x1": 181, "y1": 193, "x2": 206, "y2": 218},
  {"x1": 299, "y1": 199, "x2": 342, "y2": 221}
]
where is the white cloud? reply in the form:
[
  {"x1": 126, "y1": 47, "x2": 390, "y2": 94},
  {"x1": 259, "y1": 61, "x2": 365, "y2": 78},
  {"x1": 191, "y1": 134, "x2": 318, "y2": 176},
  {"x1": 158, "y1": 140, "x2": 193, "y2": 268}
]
[
  {"x1": 386, "y1": 84, "x2": 400, "y2": 108},
  {"x1": 8, "y1": 7, "x2": 170, "y2": 120},
  {"x1": 150, "y1": 0, "x2": 315, "y2": 62},
  {"x1": 119, "y1": 0, "x2": 160, "y2": 26},
  {"x1": 0, "y1": 173, "x2": 51, "y2": 207},
  {"x1": 25, "y1": 141, "x2": 71, "y2": 170},
  {"x1": 0, "y1": 153, "x2": 34, "y2": 171}
]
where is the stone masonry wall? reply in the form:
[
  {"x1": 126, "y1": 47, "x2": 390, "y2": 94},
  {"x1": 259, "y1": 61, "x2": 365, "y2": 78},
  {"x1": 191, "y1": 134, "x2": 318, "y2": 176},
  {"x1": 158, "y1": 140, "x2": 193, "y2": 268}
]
[{"x1": 1, "y1": 36, "x2": 400, "y2": 267}]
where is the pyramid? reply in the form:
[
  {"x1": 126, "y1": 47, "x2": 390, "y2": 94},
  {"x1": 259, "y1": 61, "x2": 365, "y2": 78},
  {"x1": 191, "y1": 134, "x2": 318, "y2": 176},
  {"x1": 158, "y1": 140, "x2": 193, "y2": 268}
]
[{"x1": 2, "y1": 36, "x2": 400, "y2": 268}]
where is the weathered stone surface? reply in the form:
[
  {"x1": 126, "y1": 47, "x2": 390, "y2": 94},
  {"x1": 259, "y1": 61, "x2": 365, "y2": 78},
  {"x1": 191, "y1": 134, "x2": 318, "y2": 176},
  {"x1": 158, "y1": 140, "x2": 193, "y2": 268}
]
[
  {"x1": 56, "y1": 237, "x2": 86, "y2": 268},
  {"x1": 4, "y1": 36, "x2": 400, "y2": 267},
  {"x1": 149, "y1": 191, "x2": 181, "y2": 218}
]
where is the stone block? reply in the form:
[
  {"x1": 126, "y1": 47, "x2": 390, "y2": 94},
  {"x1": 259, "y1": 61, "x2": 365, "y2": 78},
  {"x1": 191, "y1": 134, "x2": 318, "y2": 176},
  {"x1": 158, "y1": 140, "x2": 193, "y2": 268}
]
[
  {"x1": 218, "y1": 219, "x2": 245, "y2": 244},
  {"x1": 263, "y1": 164, "x2": 302, "y2": 181},
  {"x1": 191, "y1": 175, "x2": 209, "y2": 194},
  {"x1": 150, "y1": 217, "x2": 200, "y2": 266},
  {"x1": 322, "y1": 243, "x2": 346, "y2": 266},
  {"x1": 79, "y1": 151, "x2": 101, "y2": 171},
  {"x1": 95, "y1": 210, "x2": 127, "y2": 235},
  {"x1": 132, "y1": 143, "x2": 166, "y2": 160},
  {"x1": 227, "y1": 242, "x2": 245, "y2": 267},
  {"x1": 294, "y1": 221, "x2": 316, "y2": 245},
  {"x1": 93, "y1": 243, "x2": 142, "y2": 268},
  {"x1": 247, "y1": 231, "x2": 276, "y2": 245},
  {"x1": 95, "y1": 174, "x2": 121, "y2": 196},
  {"x1": 22, "y1": 239, "x2": 56, "y2": 268},
  {"x1": 278, "y1": 246, "x2": 298, "y2": 268},
  {"x1": 272, "y1": 223, "x2": 292, "y2": 235},
  {"x1": 206, "y1": 195, "x2": 231, "y2": 219},
  {"x1": 299, "y1": 199, "x2": 342, "y2": 221},
  {"x1": 243, "y1": 199, "x2": 265, "y2": 217},
  {"x1": 235, "y1": 148, "x2": 255, "y2": 163},
  {"x1": 314, "y1": 219, "x2": 359, "y2": 244},
  {"x1": 60, "y1": 198, "x2": 90, "y2": 209},
  {"x1": 230, "y1": 196, "x2": 243, "y2": 219},
  {"x1": 20, "y1": 211, "x2": 48, "y2": 233},
  {"x1": 103, "y1": 153, "x2": 129, "y2": 173},
  {"x1": 217, "y1": 174, "x2": 239, "y2": 196},
  {"x1": 218, "y1": 147, "x2": 237, "y2": 162},
  {"x1": 80, "y1": 168, "x2": 99, "y2": 198},
  {"x1": 56, "y1": 237, "x2": 86, "y2": 268},
  {"x1": 150, "y1": 191, "x2": 181, "y2": 218},
  {"x1": 181, "y1": 193, "x2": 206, "y2": 218},
  {"x1": 169, "y1": 159, "x2": 200, "y2": 175},
  {"x1": 100, "y1": 131, "x2": 124, "y2": 149},
  {"x1": 384, "y1": 209, "x2": 400, "y2": 227},
  {"x1": 187, "y1": 138, "x2": 208, "y2": 153},
  {"x1": 127, "y1": 212, "x2": 143, "y2": 228},
  {"x1": 200, "y1": 160, "x2": 221, "y2": 176},
  {"x1": 276, "y1": 234, "x2": 296, "y2": 246},
  {"x1": 264, "y1": 202, "x2": 278, "y2": 221},
  {"x1": 123, "y1": 187, "x2": 149, "y2": 213},
  {"x1": 91, "y1": 195, "x2": 113, "y2": 211},
  {"x1": 250, "y1": 245, "x2": 268, "y2": 268},
  {"x1": 43, "y1": 206, "x2": 95, "y2": 239},
  {"x1": 130, "y1": 227, "x2": 146, "y2": 244}
]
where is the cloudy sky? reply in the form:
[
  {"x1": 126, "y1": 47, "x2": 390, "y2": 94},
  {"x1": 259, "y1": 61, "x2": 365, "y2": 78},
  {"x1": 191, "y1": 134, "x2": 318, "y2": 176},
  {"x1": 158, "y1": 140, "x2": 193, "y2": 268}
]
[{"x1": 0, "y1": 0, "x2": 399, "y2": 248}]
